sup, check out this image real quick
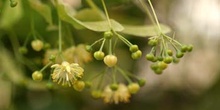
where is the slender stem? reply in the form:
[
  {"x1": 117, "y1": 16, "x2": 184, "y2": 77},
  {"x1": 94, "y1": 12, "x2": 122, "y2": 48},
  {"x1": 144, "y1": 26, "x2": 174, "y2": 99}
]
[
  {"x1": 58, "y1": 19, "x2": 62, "y2": 53},
  {"x1": 101, "y1": 0, "x2": 112, "y2": 29},
  {"x1": 116, "y1": 66, "x2": 132, "y2": 84},
  {"x1": 90, "y1": 38, "x2": 104, "y2": 47},
  {"x1": 138, "y1": 0, "x2": 156, "y2": 27},
  {"x1": 99, "y1": 39, "x2": 106, "y2": 51},
  {"x1": 40, "y1": 62, "x2": 53, "y2": 72},
  {"x1": 109, "y1": 39, "x2": 112, "y2": 54},
  {"x1": 148, "y1": 0, "x2": 162, "y2": 32}
]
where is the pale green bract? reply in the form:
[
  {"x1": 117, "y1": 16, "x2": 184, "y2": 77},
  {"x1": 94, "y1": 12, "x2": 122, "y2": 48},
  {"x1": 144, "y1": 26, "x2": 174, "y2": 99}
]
[
  {"x1": 57, "y1": 1, "x2": 124, "y2": 32},
  {"x1": 121, "y1": 24, "x2": 171, "y2": 37},
  {"x1": 28, "y1": 0, "x2": 53, "y2": 26}
]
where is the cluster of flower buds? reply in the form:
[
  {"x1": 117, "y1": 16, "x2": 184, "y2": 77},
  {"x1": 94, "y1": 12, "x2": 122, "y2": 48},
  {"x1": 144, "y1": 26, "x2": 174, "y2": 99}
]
[{"x1": 146, "y1": 34, "x2": 193, "y2": 74}]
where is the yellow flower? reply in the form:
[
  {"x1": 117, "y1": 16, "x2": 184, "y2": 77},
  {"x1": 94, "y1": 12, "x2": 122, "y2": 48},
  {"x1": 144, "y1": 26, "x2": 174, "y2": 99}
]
[
  {"x1": 51, "y1": 61, "x2": 84, "y2": 87},
  {"x1": 102, "y1": 84, "x2": 131, "y2": 104}
]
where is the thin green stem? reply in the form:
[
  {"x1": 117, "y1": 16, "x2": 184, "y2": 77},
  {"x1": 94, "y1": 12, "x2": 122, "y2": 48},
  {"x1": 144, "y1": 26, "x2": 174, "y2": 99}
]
[
  {"x1": 99, "y1": 39, "x2": 106, "y2": 51},
  {"x1": 101, "y1": 0, "x2": 112, "y2": 29},
  {"x1": 108, "y1": 39, "x2": 112, "y2": 54},
  {"x1": 116, "y1": 66, "x2": 132, "y2": 84},
  {"x1": 40, "y1": 62, "x2": 53, "y2": 72},
  {"x1": 58, "y1": 19, "x2": 62, "y2": 53},
  {"x1": 148, "y1": 0, "x2": 162, "y2": 32},
  {"x1": 138, "y1": 0, "x2": 157, "y2": 27},
  {"x1": 115, "y1": 32, "x2": 132, "y2": 47},
  {"x1": 90, "y1": 38, "x2": 104, "y2": 47}
]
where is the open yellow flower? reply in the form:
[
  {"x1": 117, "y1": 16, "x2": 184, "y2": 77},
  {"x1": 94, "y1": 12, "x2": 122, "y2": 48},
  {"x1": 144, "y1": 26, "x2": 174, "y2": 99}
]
[
  {"x1": 102, "y1": 84, "x2": 131, "y2": 104},
  {"x1": 51, "y1": 61, "x2": 84, "y2": 87}
]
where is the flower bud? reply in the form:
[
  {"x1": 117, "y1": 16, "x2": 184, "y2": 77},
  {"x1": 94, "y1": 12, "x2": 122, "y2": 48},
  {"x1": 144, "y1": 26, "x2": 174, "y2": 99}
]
[
  {"x1": 104, "y1": 31, "x2": 113, "y2": 39},
  {"x1": 138, "y1": 79, "x2": 146, "y2": 87},
  {"x1": 129, "y1": 45, "x2": 139, "y2": 53},
  {"x1": 94, "y1": 51, "x2": 105, "y2": 60},
  {"x1": 91, "y1": 90, "x2": 102, "y2": 99},
  {"x1": 110, "y1": 83, "x2": 118, "y2": 91},
  {"x1": 131, "y1": 50, "x2": 142, "y2": 59},
  {"x1": 19, "y1": 47, "x2": 28, "y2": 54},
  {"x1": 31, "y1": 39, "x2": 44, "y2": 51},
  {"x1": 128, "y1": 83, "x2": 140, "y2": 94},
  {"x1": 104, "y1": 55, "x2": 117, "y2": 67},
  {"x1": 32, "y1": 71, "x2": 43, "y2": 81},
  {"x1": 73, "y1": 81, "x2": 85, "y2": 92}
]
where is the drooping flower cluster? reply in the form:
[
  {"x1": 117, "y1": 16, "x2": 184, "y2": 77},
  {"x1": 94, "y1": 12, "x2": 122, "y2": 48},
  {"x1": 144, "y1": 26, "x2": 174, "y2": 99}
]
[{"x1": 146, "y1": 34, "x2": 193, "y2": 74}]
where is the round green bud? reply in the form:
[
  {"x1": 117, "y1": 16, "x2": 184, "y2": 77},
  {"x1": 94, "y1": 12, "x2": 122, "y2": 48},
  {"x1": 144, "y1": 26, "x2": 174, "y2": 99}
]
[
  {"x1": 181, "y1": 45, "x2": 188, "y2": 53},
  {"x1": 129, "y1": 45, "x2": 139, "y2": 53},
  {"x1": 19, "y1": 47, "x2": 28, "y2": 54},
  {"x1": 148, "y1": 39, "x2": 158, "y2": 46},
  {"x1": 158, "y1": 61, "x2": 168, "y2": 70},
  {"x1": 104, "y1": 31, "x2": 113, "y2": 39},
  {"x1": 146, "y1": 53, "x2": 155, "y2": 61},
  {"x1": 32, "y1": 71, "x2": 43, "y2": 81},
  {"x1": 173, "y1": 58, "x2": 180, "y2": 64},
  {"x1": 187, "y1": 45, "x2": 193, "y2": 52},
  {"x1": 128, "y1": 83, "x2": 140, "y2": 94},
  {"x1": 176, "y1": 51, "x2": 184, "y2": 58},
  {"x1": 154, "y1": 68, "x2": 163, "y2": 74},
  {"x1": 138, "y1": 79, "x2": 146, "y2": 87},
  {"x1": 94, "y1": 51, "x2": 105, "y2": 60},
  {"x1": 85, "y1": 45, "x2": 92, "y2": 52},
  {"x1": 166, "y1": 49, "x2": 173, "y2": 56},
  {"x1": 49, "y1": 55, "x2": 56, "y2": 62},
  {"x1": 31, "y1": 39, "x2": 44, "y2": 51},
  {"x1": 73, "y1": 81, "x2": 85, "y2": 92},
  {"x1": 10, "y1": 1, "x2": 18, "y2": 7},
  {"x1": 110, "y1": 83, "x2": 118, "y2": 91},
  {"x1": 131, "y1": 50, "x2": 142, "y2": 59},
  {"x1": 104, "y1": 55, "x2": 117, "y2": 67},
  {"x1": 150, "y1": 63, "x2": 158, "y2": 70},
  {"x1": 91, "y1": 90, "x2": 102, "y2": 99},
  {"x1": 157, "y1": 56, "x2": 164, "y2": 61},
  {"x1": 152, "y1": 57, "x2": 158, "y2": 62},
  {"x1": 163, "y1": 56, "x2": 173, "y2": 64}
]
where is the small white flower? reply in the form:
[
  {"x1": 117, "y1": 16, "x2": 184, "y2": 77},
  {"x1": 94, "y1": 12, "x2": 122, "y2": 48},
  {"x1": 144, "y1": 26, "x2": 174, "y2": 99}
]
[
  {"x1": 51, "y1": 61, "x2": 84, "y2": 87},
  {"x1": 102, "y1": 84, "x2": 131, "y2": 104}
]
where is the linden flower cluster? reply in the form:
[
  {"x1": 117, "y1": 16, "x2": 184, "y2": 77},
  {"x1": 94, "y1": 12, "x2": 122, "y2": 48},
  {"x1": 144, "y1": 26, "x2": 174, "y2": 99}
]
[
  {"x1": 87, "y1": 31, "x2": 142, "y2": 68},
  {"x1": 51, "y1": 61, "x2": 85, "y2": 89},
  {"x1": 43, "y1": 44, "x2": 92, "y2": 65},
  {"x1": 146, "y1": 34, "x2": 193, "y2": 74},
  {"x1": 91, "y1": 83, "x2": 141, "y2": 104}
]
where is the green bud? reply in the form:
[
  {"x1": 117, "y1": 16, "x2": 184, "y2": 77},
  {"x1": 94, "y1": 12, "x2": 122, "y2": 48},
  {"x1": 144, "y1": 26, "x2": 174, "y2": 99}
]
[
  {"x1": 150, "y1": 63, "x2": 158, "y2": 70},
  {"x1": 148, "y1": 39, "x2": 158, "y2": 46},
  {"x1": 163, "y1": 56, "x2": 173, "y2": 64},
  {"x1": 146, "y1": 53, "x2": 154, "y2": 61},
  {"x1": 91, "y1": 90, "x2": 102, "y2": 99},
  {"x1": 49, "y1": 55, "x2": 56, "y2": 62},
  {"x1": 154, "y1": 68, "x2": 163, "y2": 74},
  {"x1": 32, "y1": 71, "x2": 43, "y2": 81},
  {"x1": 73, "y1": 81, "x2": 85, "y2": 92},
  {"x1": 19, "y1": 47, "x2": 28, "y2": 54},
  {"x1": 128, "y1": 83, "x2": 140, "y2": 94},
  {"x1": 85, "y1": 81, "x2": 92, "y2": 88},
  {"x1": 138, "y1": 79, "x2": 146, "y2": 87},
  {"x1": 10, "y1": 1, "x2": 18, "y2": 7},
  {"x1": 43, "y1": 43, "x2": 51, "y2": 49},
  {"x1": 104, "y1": 31, "x2": 113, "y2": 39},
  {"x1": 181, "y1": 45, "x2": 188, "y2": 53},
  {"x1": 131, "y1": 50, "x2": 142, "y2": 59},
  {"x1": 173, "y1": 58, "x2": 180, "y2": 64},
  {"x1": 94, "y1": 51, "x2": 105, "y2": 60},
  {"x1": 46, "y1": 82, "x2": 54, "y2": 89},
  {"x1": 158, "y1": 61, "x2": 168, "y2": 70},
  {"x1": 129, "y1": 45, "x2": 139, "y2": 53},
  {"x1": 166, "y1": 49, "x2": 173, "y2": 56},
  {"x1": 176, "y1": 51, "x2": 184, "y2": 58},
  {"x1": 187, "y1": 45, "x2": 193, "y2": 52},
  {"x1": 110, "y1": 83, "x2": 118, "y2": 91},
  {"x1": 86, "y1": 45, "x2": 92, "y2": 52}
]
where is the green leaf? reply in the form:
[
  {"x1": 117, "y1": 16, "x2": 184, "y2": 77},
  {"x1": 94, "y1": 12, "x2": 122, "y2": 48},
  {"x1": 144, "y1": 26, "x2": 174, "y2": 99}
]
[
  {"x1": 57, "y1": 1, "x2": 124, "y2": 32},
  {"x1": 74, "y1": 8, "x2": 104, "y2": 21},
  {"x1": 0, "y1": 0, "x2": 23, "y2": 29},
  {"x1": 83, "y1": 19, "x2": 124, "y2": 32},
  {"x1": 29, "y1": 0, "x2": 53, "y2": 25},
  {"x1": 121, "y1": 24, "x2": 171, "y2": 37}
]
